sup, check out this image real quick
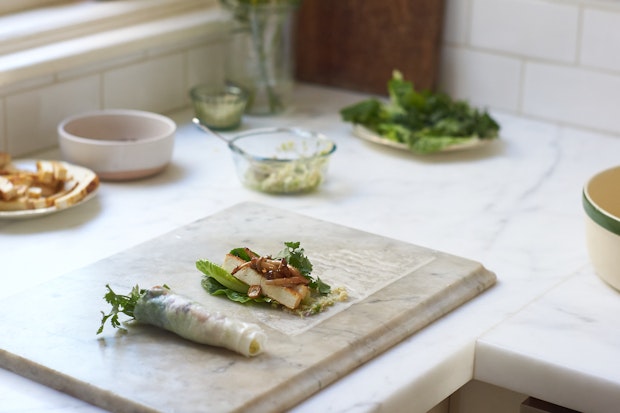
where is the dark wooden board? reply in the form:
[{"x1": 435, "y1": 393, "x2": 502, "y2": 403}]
[{"x1": 294, "y1": 0, "x2": 446, "y2": 94}]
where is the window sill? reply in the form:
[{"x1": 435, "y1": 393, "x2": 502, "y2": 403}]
[{"x1": 0, "y1": 0, "x2": 226, "y2": 88}]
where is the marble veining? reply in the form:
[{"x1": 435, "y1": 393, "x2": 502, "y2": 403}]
[
  {"x1": 475, "y1": 267, "x2": 620, "y2": 413},
  {"x1": 1, "y1": 84, "x2": 620, "y2": 413}
]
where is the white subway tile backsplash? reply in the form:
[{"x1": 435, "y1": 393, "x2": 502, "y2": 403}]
[
  {"x1": 470, "y1": 0, "x2": 579, "y2": 63},
  {"x1": 56, "y1": 51, "x2": 145, "y2": 82},
  {"x1": 581, "y1": 8, "x2": 620, "y2": 72},
  {"x1": 443, "y1": 0, "x2": 471, "y2": 44},
  {"x1": 439, "y1": 0, "x2": 620, "y2": 137},
  {"x1": 147, "y1": 35, "x2": 213, "y2": 59},
  {"x1": 186, "y1": 41, "x2": 226, "y2": 91},
  {"x1": 103, "y1": 54, "x2": 186, "y2": 113},
  {"x1": 0, "y1": 74, "x2": 54, "y2": 96},
  {"x1": 440, "y1": 46, "x2": 522, "y2": 112},
  {"x1": 523, "y1": 62, "x2": 620, "y2": 133},
  {"x1": 6, "y1": 75, "x2": 100, "y2": 156}
]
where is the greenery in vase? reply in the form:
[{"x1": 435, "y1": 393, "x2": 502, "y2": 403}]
[{"x1": 221, "y1": 0, "x2": 300, "y2": 114}]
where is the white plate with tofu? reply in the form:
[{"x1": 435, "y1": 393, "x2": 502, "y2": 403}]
[{"x1": 0, "y1": 156, "x2": 99, "y2": 220}]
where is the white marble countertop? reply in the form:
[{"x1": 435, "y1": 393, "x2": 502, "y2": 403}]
[{"x1": 1, "y1": 84, "x2": 619, "y2": 413}]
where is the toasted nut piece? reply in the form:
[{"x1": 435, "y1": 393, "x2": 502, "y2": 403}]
[
  {"x1": 36, "y1": 160, "x2": 55, "y2": 183},
  {"x1": 53, "y1": 162, "x2": 68, "y2": 180},
  {"x1": 247, "y1": 285, "x2": 262, "y2": 298},
  {"x1": 27, "y1": 186, "x2": 43, "y2": 199},
  {"x1": 27, "y1": 197, "x2": 50, "y2": 209},
  {"x1": 0, "y1": 176, "x2": 16, "y2": 200}
]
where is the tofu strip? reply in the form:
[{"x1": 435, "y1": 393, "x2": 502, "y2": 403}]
[{"x1": 133, "y1": 286, "x2": 266, "y2": 357}]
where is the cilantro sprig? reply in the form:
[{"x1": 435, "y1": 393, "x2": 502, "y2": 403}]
[
  {"x1": 274, "y1": 241, "x2": 330, "y2": 294},
  {"x1": 97, "y1": 284, "x2": 143, "y2": 334}
]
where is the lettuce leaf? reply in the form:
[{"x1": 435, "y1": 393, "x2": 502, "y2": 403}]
[
  {"x1": 195, "y1": 259, "x2": 248, "y2": 294},
  {"x1": 201, "y1": 277, "x2": 270, "y2": 304}
]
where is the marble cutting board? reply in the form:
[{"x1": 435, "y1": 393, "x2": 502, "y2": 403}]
[{"x1": 0, "y1": 202, "x2": 496, "y2": 413}]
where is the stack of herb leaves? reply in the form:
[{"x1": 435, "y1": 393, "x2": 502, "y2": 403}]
[{"x1": 340, "y1": 71, "x2": 500, "y2": 154}]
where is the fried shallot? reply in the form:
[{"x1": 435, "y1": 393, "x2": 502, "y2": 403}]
[{"x1": 231, "y1": 255, "x2": 308, "y2": 286}]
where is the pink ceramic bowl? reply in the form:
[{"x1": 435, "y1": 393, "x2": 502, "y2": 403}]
[{"x1": 58, "y1": 109, "x2": 176, "y2": 181}]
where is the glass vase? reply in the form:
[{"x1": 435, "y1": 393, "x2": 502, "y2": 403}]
[{"x1": 223, "y1": 1, "x2": 298, "y2": 115}]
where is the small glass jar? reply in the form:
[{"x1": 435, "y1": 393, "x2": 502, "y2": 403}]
[{"x1": 190, "y1": 84, "x2": 248, "y2": 130}]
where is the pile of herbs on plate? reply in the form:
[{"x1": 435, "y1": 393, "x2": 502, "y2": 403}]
[{"x1": 340, "y1": 70, "x2": 500, "y2": 155}]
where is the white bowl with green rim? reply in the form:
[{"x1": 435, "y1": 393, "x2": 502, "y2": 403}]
[{"x1": 583, "y1": 165, "x2": 620, "y2": 292}]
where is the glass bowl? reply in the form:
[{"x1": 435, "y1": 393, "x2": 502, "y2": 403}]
[
  {"x1": 228, "y1": 127, "x2": 336, "y2": 194},
  {"x1": 190, "y1": 84, "x2": 248, "y2": 130}
]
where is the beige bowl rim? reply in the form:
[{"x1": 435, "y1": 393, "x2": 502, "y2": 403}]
[
  {"x1": 583, "y1": 165, "x2": 620, "y2": 237},
  {"x1": 58, "y1": 109, "x2": 176, "y2": 146}
]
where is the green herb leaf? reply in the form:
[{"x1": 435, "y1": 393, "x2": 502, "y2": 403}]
[
  {"x1": 340, "y1": 70, "x2": 500, "y2": 154},
  {"x1": 410, "y1": 134, "x2": 475, "y2": 154},
  {"x1": 229, "y1": 247, "x2": 258, "y2": 262},
  {"x1": 340, "y1": 99, "x2": 383, "y2": 126},
  {"x1": 97, "y1": 284, "x2": 144, "y2": 334},
  {"x1": 275, "y1": 241, "x2": 331, "y2": 295},
  {"x1": 275, "y1": 241, "x2": 313, "y2": 277},
  {"x1": 310, "y1": 276, "x2": 331, "y2": 295}
]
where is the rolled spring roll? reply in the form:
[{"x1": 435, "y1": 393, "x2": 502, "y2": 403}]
[{"x1": 133, "y1": 286, "x2": 266, "y2": 357}]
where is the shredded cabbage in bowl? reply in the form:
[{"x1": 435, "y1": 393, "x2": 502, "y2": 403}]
[
  {"x1": 229, "y1": 127, "x2": 336, "y2": 194},
  {"x1": 242, "y1": 156, "x2": 329, "y2": 193}
]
